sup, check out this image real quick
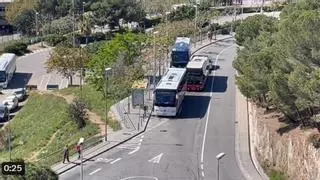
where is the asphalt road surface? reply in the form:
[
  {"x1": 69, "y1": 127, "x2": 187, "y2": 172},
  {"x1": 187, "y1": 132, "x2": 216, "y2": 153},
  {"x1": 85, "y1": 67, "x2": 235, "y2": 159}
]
[{"x1": 59, "y1": 38, "x2": 244, "y2": 180}]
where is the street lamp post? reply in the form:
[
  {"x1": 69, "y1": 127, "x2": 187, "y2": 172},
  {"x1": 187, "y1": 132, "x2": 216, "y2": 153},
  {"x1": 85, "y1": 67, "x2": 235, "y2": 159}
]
[
  {"x1": 165, "y1": 11, "x2": 170, "y2": 72},
  {"x1": 152, "y1": 31, "x2": 159, "y2": 86},
  {"x1": 104, "y1": 68, "x2": 112, "y2": 142},
  {"x1": 216, "y1": 152, "x2": 226, "y2": 180},
  {"x1": 35, "y1": 12, "x2": 39, "y2": 40}
]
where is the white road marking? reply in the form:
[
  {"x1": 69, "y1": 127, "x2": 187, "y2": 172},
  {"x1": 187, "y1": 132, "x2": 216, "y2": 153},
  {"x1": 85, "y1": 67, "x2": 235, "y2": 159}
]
[
  {"x1": 89, "y1": 168, "x2": 101, "y2": 175},
  {"x1": 128, "y1": 146, "x2": 140, "y2": 155},
  {"x1": 39, "y1": 75, "x2": 45, "y2": 89},
  {"x1": 117, "y1": 145, "x2": 137, "y2": 150},
  {"x1": 104, "y1": 158, "x2": 113, "y2": 163},
  {"x1": 141, "y1": 135, "x2": 144, "y2": 138},
  {"x1": 148, "y1": 153, "x2": 163, "y2": 164},
  {"x1": 139, "y1": 139, "x2": 143, "y2": 142},
  {"x1": 120, "y1": 176, "x2": 159, "y2": 180},
  {"x1": 200, "y1": 44, "x2": 236, "y2": 177},
  {"x1": 138, "y1": 142, "x2": 142, "y2": 146},
  {"x1": 110, "y1": 158, "x2": 122, "y2": 164}
]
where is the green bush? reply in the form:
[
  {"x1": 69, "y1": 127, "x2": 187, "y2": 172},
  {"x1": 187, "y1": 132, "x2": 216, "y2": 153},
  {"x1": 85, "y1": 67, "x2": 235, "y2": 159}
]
[
  {"x1": 4, "y1": 42, "x2": 29, "y2": 56},
  {"x1": 269, "y1": 169, "x2": 288, "y2": 180},
  {"x1": 0, "y1": 160, "x2": 58, "y2": 180},
  {"x1": 220, "y1": 28, "x2": 230, "y2": 35},
  {"x1": 44, "y1": 34, "x2": 67, "y2": 46}
]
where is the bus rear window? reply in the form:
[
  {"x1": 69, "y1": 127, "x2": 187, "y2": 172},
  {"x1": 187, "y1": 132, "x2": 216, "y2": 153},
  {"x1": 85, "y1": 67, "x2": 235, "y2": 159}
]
[{"x1": 0, "y1": 71, "x2": 6, "y2": 82}]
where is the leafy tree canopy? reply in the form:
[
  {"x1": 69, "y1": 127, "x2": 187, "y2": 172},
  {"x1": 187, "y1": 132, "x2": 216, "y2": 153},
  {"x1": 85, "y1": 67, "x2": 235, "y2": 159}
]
[
  {"x1": 90, "y1": 0, "x2": 145, "y2": 29},
  {"x1": 235, "y1": 14, "x2": 278, "y2": 45}
]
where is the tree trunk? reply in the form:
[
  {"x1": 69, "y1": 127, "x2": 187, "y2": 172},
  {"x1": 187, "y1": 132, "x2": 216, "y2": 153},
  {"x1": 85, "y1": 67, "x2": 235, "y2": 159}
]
[{"x1": 69, "y1": 75, "x2": 73, "y2": 85}]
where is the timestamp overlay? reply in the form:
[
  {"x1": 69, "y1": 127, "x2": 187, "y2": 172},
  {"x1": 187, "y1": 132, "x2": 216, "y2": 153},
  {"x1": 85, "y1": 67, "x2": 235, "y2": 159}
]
[{"x1": 1, "y1": 161, "x2": 26, "y2": 175}]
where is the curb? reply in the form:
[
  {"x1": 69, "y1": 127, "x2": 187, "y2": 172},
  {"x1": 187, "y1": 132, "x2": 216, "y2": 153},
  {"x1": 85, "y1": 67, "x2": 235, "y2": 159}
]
[
  {"x1": 234, "y1": 74, "x2": 269, "y2": 180},
  {"x1": 56, "y1": 108, "x2": 153, "y2": 175},
  {"x1": 248, "y1": 102, "x2": 269, "y2": 180}
]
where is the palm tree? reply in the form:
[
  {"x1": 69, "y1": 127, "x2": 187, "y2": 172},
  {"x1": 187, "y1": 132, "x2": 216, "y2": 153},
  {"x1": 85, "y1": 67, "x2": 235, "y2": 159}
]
[{"x1": 79, "y1": 12, "x2": 93, "y2": 45}]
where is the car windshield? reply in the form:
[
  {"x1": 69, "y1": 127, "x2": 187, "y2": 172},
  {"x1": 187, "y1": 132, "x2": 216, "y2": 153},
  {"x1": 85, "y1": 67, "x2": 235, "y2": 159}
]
[
  {"x1": 0, "y1": 107, "x2": 5, "y2": 114},
  {"x1": 154, "y1": 90, "x2": 176, "y2": 107},
  {"x1": 0, "y1": 71, "x2": 6, "y2": 83}
]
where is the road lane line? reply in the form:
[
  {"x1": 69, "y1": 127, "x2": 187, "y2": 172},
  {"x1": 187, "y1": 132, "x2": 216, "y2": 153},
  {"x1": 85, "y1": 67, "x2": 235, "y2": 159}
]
[
  {"x1": 141, "y1": 135, "x2": 144, "y2": 138},
  {"x1": 120, "y1": 176, "x2": 158, "y2": 180},
  {"x1": 200, "y1": 44, "x2": 236, "y2": 177},
  {"x1": 128, "y1": 146, "x2": 140, "y2": 155},
  {"x1": 139, "y1": 139, "x2": 143, "y2": 142},
  {"x1": 138, "y1": 142, "x2": 142, "y2": 146},
  {"x1": 110, "y1": 158, "x2": 122, "y2": 164},
  {"x1": 89, "y1": 168, "x2": 101, "y2": 175}
]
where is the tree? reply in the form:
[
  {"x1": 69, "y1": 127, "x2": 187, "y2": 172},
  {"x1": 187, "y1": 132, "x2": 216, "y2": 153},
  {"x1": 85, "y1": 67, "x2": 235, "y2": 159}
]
[
  {"x1": 79, "y1": 12, "x2": 93, "y2": 45},
  {"x1": 46, "y1": 46, "x2": 89, "y2": 85},
  {"x1": 12, "y1": 9, "x2": 36, "y2": 36},
  {"x1": 87, "y1": 32, "x2": 146, "y2": 91},
  {"x1": 69, "y1": 98, "x2": 87, "y2": 129},
  {"x1": 235, "y1": 14, "x2": 278, "y2": 45},
  {"x1": 5, "y1": 0, "x2": 37, "y2": 23},
  {"x1": 91, "y1": 0, "x2": 145, "y2": 29},
  {"x1": 42, "y1": 15, "x2": 74, "y2": 35}
]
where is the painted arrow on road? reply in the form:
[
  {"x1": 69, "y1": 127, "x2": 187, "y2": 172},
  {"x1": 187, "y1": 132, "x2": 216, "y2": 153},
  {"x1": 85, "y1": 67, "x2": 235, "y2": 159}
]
[{"x1": 148, "y1": 153, "x2": 163, "y2": 164}]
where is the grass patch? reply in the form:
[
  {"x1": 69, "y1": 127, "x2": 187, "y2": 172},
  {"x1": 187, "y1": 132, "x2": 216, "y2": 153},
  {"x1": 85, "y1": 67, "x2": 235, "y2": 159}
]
[
  {"x1": 269, "y1": 169, "x2": 288, "y2": 180},
  {"x1": 58, "y1": 85, "x2": 122, "y2": 131},
  {"x1": 0, "y1": 92, "x2": 98, "y2": 166}
]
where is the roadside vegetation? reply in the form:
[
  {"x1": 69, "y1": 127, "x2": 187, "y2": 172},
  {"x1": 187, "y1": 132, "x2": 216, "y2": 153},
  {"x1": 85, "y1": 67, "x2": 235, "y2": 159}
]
[
  {"x1": 233, "y1": 0, "x2": 320, "y2": 178},
  {"x1": 0, "y1": 92, "x2": 98, "y2": 166}
]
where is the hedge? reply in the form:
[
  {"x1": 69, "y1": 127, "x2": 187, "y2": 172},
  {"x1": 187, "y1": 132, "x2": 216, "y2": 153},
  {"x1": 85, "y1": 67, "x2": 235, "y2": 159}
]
[
  {"x1": 44, "y1": 34, "x2": 67, "y2": 46},
  {"x1": 4, "y1": 42, "x2": 29, "y2": 56}
]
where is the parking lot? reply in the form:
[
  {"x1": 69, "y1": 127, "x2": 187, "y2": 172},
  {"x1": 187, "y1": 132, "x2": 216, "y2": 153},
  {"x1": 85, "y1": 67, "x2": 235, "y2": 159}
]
[{"x1": 0, "y1": 48, "x2": 81, "y2": 117}]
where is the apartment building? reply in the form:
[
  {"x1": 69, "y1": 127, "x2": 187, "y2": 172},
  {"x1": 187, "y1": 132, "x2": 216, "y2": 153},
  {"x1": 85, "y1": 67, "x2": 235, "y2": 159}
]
[{"x1": 0, "y1": 0, "x2": 13, "y2": 35}]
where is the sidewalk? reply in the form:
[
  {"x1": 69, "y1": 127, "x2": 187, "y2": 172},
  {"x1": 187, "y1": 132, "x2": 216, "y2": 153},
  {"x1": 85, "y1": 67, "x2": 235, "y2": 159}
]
[
  {"x1": 235, "y1": 87, "x2": 269, "y2": 180},
  {"x1": 51, "y1": 90, "x2": 153, "y2": 175}
]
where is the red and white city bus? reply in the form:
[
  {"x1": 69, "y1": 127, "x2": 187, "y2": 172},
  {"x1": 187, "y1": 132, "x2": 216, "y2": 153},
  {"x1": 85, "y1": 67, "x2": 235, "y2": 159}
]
[{"x1": 186, "y1": 55, "x2": 210, "y2": 91}]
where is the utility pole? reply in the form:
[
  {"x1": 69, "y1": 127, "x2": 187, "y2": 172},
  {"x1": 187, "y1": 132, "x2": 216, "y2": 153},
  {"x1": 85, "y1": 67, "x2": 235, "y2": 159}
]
[
  {"x1": 35, "y1": 12, "x2": 39, "y2": 40},
  {"x1": 152, "y1": 31, "x2": 158, "y2": 87},
  {"x1": 72, "y1": 0, "x2": 75, "y2": 47}
]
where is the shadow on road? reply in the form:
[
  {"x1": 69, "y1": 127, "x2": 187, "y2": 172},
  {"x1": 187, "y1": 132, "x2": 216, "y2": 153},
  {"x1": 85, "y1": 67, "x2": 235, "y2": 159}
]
[
  {"x1": 178, "y1": 95, "x2": 211, "y2": 119},
  {"x1": 7, "y1": 72, "x2": 32, "y2": 89},
  {"x1": 203, "y1": 76, "x2": 228, "y2": 93}
]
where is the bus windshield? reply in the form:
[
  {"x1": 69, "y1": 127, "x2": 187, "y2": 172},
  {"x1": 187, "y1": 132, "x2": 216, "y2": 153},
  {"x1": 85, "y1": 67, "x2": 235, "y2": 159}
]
[
  {"x1": 154, "y1": 90, "x2": 176, "y2": 107},
  {"x1": 0, "y1": 71, "x2": 6, "y2": 82}
]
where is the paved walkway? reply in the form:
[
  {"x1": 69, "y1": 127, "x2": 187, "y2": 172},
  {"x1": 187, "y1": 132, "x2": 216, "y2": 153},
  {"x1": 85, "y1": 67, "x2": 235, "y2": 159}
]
[{"x1": 235, "y1": 87, "x2": 269, "y2": 180}]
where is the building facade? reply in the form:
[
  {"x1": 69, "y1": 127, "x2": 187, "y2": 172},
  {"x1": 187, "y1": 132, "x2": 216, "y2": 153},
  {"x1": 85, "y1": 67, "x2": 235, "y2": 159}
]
[{"x1": 0, "y1": 0, "x2": 13, "y2": 35}]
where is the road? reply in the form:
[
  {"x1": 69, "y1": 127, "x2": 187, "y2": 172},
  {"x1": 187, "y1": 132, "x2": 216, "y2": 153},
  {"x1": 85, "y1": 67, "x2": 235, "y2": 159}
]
[{"x1": 59, "y1": 38, "x2": 242, "y2": 180}]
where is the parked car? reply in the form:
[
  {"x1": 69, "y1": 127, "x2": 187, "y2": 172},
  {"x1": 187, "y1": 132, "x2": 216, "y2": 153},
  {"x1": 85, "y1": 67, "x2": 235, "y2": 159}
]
[
  {"x1": 3, "y1": 95, "x2": 19, "y2": 112},
  {"x1": 14, "y1": 88, "x2": 27, "y2": 101},
  {"x1": 0, "y1": 104, "x2": 8, "y2": 122}
]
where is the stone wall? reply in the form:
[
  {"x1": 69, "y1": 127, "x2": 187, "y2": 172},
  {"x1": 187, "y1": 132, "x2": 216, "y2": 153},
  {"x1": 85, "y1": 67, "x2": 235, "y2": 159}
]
[{"x1": 249, "y1": 103, "x2": 320, "y2": 180}]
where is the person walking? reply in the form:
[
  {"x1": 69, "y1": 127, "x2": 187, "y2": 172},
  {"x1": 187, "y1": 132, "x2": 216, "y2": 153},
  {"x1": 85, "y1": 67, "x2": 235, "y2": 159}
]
[
  {"x1": 63, "y1": 145, "x2": 70, "y2": 163},
  {"x1": 76, "y1": 143, "x2": 81, "y2": 160}
]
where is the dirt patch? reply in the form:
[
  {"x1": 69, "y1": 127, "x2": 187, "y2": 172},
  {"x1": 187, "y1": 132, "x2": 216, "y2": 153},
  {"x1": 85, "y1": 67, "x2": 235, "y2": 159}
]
[{"x1": 251, "y1": 104, "x2": 320, "y2": 180}]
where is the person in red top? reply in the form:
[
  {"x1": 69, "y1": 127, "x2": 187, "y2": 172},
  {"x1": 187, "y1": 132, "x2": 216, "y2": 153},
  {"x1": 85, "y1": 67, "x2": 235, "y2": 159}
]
[{"x1": 76, "y1": 143, "x2": 81, "y2": 160}]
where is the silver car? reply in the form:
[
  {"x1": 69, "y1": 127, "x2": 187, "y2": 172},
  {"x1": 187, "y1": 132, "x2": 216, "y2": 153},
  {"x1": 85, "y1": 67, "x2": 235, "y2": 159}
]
[
  {"x1": 14, "y1": 88, "x2": 27, "y2": 101},
  {"x1": 3, "y1": 95, "x2": 19, "y2": 112}
]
